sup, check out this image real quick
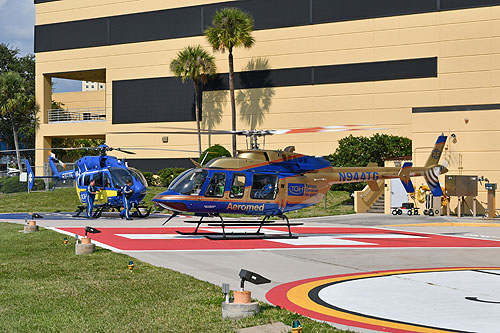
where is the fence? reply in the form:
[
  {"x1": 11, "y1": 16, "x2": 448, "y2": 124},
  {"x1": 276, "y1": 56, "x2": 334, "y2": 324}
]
[{"x1": 48, "y1": 107, "x2": 106, "y2": 123}]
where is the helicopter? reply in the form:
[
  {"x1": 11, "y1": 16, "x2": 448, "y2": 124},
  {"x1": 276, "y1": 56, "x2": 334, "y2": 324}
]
[
  {"x1": 22, "y1": 145, "x2": 152, "y2": 218},
  {"x1": 19, "y1": 144, "x2": 197, "y2": 218},
  {"x1": 147, "y1": 126, "x2": 448, "y2": 240}
]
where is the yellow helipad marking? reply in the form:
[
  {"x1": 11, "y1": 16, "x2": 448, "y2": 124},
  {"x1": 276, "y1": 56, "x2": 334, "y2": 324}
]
[{"x1": 383, "y1": 222, "x2": 500, "y2": 227}]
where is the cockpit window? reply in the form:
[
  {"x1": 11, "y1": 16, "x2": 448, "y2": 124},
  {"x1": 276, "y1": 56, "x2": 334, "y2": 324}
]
[
  {"x1": 169, "y1": 169, "x2": 193, "y2": 190},
  {"x1": 109, "y1": 167, "x2": 133, "y2": 189},
  {"x1": 250, "y1": 174, "x2": 278, "y2": 199},
  {"x1": 204, "y1": 172, "x2": 226, "y2": 197},
  {"x1": 129, "y1": 167, "x2": 148, "y2": 188},
  {"x1": 170, "y1": 169, "x2": 208, "y2": 195}
]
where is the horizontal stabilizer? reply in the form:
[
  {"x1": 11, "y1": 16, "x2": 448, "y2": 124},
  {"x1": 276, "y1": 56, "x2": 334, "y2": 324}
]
[{"x1": 398, "y1": 162, "x2": 415, "y2": 193}]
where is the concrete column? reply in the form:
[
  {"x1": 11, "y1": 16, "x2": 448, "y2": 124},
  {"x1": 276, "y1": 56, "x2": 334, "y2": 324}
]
[
  {"x1": 35, "y1": 136, "x2": 51, "y2": 175},
  {"x1": 35, "y1": 74, "x2": 52, "y2": 172}
]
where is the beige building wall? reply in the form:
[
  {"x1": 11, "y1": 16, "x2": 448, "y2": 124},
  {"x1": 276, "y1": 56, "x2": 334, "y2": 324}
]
[
  {"x1": 34, "y1": 1, "x2": 500, "y2": 212},
  {"x1": 52, "y1": 91, "x2": 106, "y2": 110}
]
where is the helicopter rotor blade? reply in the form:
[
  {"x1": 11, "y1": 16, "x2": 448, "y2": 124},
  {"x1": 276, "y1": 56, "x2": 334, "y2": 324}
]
[
  {"x1": 109, "y1": 125, "x2": 385, "y2": 137},
  {"x1": 268, "y1": 125, "x2": 385, "y2": 135},
  {"x1": 114, "y1": 148, "x2": 136, "y2": 155},
  {"x1": 0, "y1": 147, "x2": 98, "y2": 154},
  {"x1": 116, "y1": 147, "x2": 200, "y2": 153}
]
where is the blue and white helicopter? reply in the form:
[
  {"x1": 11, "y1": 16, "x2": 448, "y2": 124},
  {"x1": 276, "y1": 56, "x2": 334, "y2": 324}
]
[{"x1": 25, "y1": 145, "x2": 151, "y2": 218}]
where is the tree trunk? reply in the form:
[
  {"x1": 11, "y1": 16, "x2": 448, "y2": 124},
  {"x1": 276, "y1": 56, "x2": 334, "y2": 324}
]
[
  {"x1": 194, "y1": 81, "x2": 202, "y2": 157},
  {"x1": 11, "y1": 118, "x2": 22, "y2": 172},
  {"x1": 228, "y1": 49, "x2": 237, "y2": 156}
]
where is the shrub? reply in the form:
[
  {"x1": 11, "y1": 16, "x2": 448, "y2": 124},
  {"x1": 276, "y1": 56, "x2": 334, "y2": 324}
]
[
  {"x1": 0, "y1": 177, "x2": 46, "y2": 193},
  {"x1": 142, "y1": 171, "x2": 155, "y2": 186},
  {"x1": 199, "y1": 144, "x2": 231, "y2": 165},
  {"x1": 1, "y1": 176, "x2": 27, "y2": 193},
  {"x1": 157, "y1": 168, "x2": 187, "y2": 187},
  {"x1": 328, "y1": 134, "x2": 412, "y2": 193}
]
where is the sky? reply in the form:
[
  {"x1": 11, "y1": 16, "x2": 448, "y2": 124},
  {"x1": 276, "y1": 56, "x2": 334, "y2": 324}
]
[{"x1": 0, "y1": 0, "x2": 81, "y2": 93}]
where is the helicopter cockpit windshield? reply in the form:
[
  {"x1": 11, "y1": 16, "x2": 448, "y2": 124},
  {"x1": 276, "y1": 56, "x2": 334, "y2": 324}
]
[
  {"x1": 109, "y1": 167, "x2": 134, "y2": 189},
  {"x1": 170, "y1": 169, "x2": 208, "y2": 195},
  {"x1": 129, "y1": 167, "x2": 148, "y2": 188}
]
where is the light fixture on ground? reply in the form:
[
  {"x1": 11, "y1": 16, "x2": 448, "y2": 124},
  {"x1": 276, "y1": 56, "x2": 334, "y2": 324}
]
[
  {"x1": 292, "y1": 320, "x2": 303, "y2": 333},
  {"x1": 128, "y1": 260, "x2": 135, "y2": 271},
  {"x1": 24, "y1": 218, "x2": 38, "y2": 233},
  {"x1": 221, "y1": 269, "x2": 271, "y2": 320},
  {"x1": 75, "y1": 226, "x2": 101, "y2": 255}
]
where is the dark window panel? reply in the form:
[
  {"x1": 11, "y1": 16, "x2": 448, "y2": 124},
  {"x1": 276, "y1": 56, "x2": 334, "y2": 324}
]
[
  {"x1": 413, "y1": 103, "x2": 500, "y2": 113},
  {"x1": 35, "y1": 0, "x2": 500, "y2": 53},
  {"x1": 314, "y1": 57, "x2": 437, "y2": 84},
  {"x1": 35, "y1": 18, "x2": 108, "y2": 53},
  {"x1": 112, "y1": 77, "x2": 196, "y2": 124},
  {"x1": 235, "y1": 67, "x2": 312, "y2": 89},
  {"x1": 312, "y1": 0, "x2": 436, "y2": 24},
  {"x1": 204, "y1": 67, "x2": 312, "y2": 91},
  {"x1": 203, "y1": 0, "x2": 309, "y2": 31},
  {"x1": 34, "y1": 0, "x2": 59, "y2": 3},
  {"x1": 109, "y1": 6, "x2": 202, "y2": 45},
  {"x1": 115, "y1": 57, "x2": 437, "y2": 124},
  {"x1": 441, "y1": 0, "x2": 500, "y2": 10}
]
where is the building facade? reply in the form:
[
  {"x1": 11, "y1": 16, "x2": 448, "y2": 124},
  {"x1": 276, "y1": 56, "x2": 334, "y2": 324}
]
[
  {"x1": 35, "y1": 0, "x2": 500, "y2": 211},
  {"x1": 82, "y1": 81, "x2": 106, "y2": 91}
]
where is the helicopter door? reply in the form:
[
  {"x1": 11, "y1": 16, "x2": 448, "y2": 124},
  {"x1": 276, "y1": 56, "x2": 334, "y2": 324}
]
[
  {"x1": 204, "y1": 172, "x2": 227, "y2": 198},
  {"x1": 250, "y1": 174, "x2": 278, "y2": 201},
  {"x1": 229, "y1": 174, "x2": 246, "y2": 199},
  {"x1": 92, "y1": 172, "x2": 106, "y2": 204}
]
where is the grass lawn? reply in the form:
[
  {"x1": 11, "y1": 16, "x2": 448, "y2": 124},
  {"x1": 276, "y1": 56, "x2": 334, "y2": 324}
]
[
  {"x1": 0, "y1": 222, "x2": 353, "y2": 332},
  {"x1": 0, "y1": 186, "x2": 354, "y2": 217},
  {"x1": 0, "y1": 187, "x2": 168, "y2": 213}
]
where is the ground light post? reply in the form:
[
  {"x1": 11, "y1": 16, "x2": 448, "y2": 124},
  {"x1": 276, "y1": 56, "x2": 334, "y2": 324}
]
[{"x1": 221, "y1": 269, "x2": 270, "y2": 320}]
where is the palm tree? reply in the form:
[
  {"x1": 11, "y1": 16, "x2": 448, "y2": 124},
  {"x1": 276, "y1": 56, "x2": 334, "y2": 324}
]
[
  {"x1": 170, "y1": 45, "x2": 217, "y2": 156},
  {"x1": 0, "y1": 71, "x2": 35, "y2": 172},
  {"x1": 205, "y1": 8, "x2": 255, "y2": 155}
]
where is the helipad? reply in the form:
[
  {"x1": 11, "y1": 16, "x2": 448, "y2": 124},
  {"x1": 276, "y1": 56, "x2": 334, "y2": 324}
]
[
  {"x1": 267, "y1": 267, "x2": 500, "y2": 332},
  {"x1": 50, "y1": 226, "x2": 500, "y2": 252}
]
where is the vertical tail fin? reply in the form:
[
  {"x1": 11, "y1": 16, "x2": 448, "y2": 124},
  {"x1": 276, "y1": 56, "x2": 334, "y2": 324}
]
[
  {"x1": 25, "y1": 159, "x2": 34, "y2": 191},
  {"x1": 425, "y1": 135, "x2": 447, "y2": 167},
  {"x1": 424, "y1": 166, "x2": 444, "y2": 196},
  {"x1": 48, "y1": 152, "x2": 63, "y2": 178},
  {"x1": 423, "y1": 135, "x2": 447, "y2": 196},
  {"x1": 398, "y1": 162, "x2": 415, "y2": 193}
]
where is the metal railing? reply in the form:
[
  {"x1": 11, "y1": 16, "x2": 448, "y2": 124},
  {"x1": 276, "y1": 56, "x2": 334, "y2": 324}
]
[{"x1": 48, "y1": 107, "x2": 106, "y2": 123}]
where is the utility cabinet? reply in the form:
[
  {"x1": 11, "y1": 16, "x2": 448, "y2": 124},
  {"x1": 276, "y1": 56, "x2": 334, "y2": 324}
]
[
  {"x1": 445, "y1": 175, "x2": 478, "y2": 197},
  {"x1": 445, "y1": 175, "x2": 478, "y2": 217}
]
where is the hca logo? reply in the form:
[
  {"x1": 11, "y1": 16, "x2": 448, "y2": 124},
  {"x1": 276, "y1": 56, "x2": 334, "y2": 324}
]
[{"x1": 288, "y1": 183, "x2": 305, "y2": 196}]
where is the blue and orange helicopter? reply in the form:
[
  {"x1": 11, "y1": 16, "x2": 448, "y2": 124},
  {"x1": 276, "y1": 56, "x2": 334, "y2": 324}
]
[{"x1": 143, "y1": 126, "x2": 448, "y2": 240}]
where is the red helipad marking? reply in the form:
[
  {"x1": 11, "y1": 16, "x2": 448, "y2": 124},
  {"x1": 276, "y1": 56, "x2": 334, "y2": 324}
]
[{"x1": 53, "y1": 227, "x2": 500, "y2": 251}]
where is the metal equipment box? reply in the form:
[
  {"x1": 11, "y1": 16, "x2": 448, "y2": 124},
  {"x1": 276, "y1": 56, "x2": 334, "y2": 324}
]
[{"x1": 445, "y1": 175, "x2": 478, "y2": 196}]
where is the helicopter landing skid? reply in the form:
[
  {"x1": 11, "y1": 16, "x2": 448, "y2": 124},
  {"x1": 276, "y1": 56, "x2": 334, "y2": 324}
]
[
  {"x1": 205, "y1": 234, "x2": 299, "y2": 240},
  {"x1": 131, "y1": 206, "x2": 152, "y2": 218},
  {"x1": 175, "y1": 214, "x2": 299, "y2": 240}
]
